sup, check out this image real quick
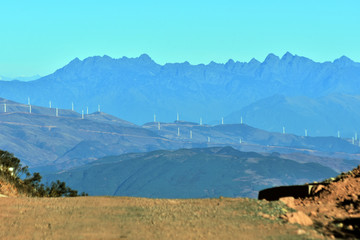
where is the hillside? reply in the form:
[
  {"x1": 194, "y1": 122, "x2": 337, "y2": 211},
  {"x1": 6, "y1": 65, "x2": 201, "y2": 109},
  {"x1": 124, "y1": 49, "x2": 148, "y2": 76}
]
[
  {"x1": 1, "y1": 97, "x2": 359, "y2": 174},
  {"x1": 0, "y1": 53, "x2": 359, "y2": 126},
  {"x1": 226, "y1": 94, "x2": 360, "y2": 137},
  {"x1": 43, "y1": 147, "x2": 337, "y2": 198}
]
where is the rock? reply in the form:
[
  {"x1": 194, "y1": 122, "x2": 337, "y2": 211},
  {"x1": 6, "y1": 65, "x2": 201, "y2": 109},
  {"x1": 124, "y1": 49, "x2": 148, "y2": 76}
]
[
  {"x1": 311, "y1": 185, "x2": 325, "y2": 195},
  {"x1": 284, "y1": 211, "x2": 313, "y2": 226},
  {"x1": 296, "y1": 229, "x2": 306, "y2": 235},
  {"x1": 279, "y1": 196, "x2": 295, "y2": 208},
  {"x1": 310, "y1": 211, "x2": 317, "y2": 217}
]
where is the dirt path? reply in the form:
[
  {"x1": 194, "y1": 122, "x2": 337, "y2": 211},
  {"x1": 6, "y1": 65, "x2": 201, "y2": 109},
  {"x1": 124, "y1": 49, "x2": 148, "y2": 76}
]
[{"x1": 0, "y1": 196, "x2": 323, "y2": 240}]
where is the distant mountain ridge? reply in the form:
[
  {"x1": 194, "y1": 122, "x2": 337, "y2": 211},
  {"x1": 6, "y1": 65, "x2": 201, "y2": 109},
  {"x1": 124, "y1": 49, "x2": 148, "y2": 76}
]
[
  {"x1": 0, "y1": 97, "x2": 359, "y2": 174},
  {"x1": 43, "y1": 147, "x2": 337, "y2": 198},
  {"x1": 0, "y1": 53, "x2": 359, "y2": 125},
  {"x1": 225, "y1": 94, "x2": 360, "y2": 137}
]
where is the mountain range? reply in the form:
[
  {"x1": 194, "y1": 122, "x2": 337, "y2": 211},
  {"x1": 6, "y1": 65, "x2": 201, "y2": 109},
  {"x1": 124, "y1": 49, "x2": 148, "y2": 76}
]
[
  {"x1": 0, "y1": 53, "x2": 359, "y2": 137},
  {"x1": 0, "y1": 97, "x2": 359, "y2": 175},
  {"x1": 225, "y1": 94, "x2": 360, "y2": 137}
]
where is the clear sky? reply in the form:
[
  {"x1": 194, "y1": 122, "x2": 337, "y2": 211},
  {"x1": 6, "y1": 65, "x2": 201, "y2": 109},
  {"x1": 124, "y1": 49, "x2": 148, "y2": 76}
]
[{"x1": 0, "y1": 0, "x2": 359, "y2": 77}]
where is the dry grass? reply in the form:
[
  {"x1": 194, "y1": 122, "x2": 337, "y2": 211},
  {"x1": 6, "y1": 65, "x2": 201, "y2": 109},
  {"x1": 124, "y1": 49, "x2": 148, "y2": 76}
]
[{"x1": 0, "y1": 196, "x2": 321, "y2": 240}]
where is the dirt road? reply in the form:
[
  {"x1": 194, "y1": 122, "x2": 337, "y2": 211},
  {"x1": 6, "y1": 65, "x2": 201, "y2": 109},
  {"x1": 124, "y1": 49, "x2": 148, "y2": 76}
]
[{"x1": 0, "y1": 196, "x2": 322, "y2": 240}]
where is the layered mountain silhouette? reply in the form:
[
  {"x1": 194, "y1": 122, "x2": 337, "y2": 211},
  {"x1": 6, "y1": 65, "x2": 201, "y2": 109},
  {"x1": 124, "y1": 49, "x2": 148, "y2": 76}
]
[
  {"x1": 43, "y1": 147, "x2": 337, "y2": 198},
  {"x1": 0, "y1": 53, "x2": 359, "y2": 132},
  {"x1": 225, "y1": 94, "x2": 360, "y2": 137},
  {"x1": 0, "y1": 97, "x2": 359, "y2": 175}
]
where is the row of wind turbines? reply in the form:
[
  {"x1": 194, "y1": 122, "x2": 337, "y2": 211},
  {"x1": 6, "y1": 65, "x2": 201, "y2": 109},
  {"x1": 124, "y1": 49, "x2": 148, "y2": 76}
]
[{"x1": 1, "y1": 98, "x2": 359, "y2": 146}]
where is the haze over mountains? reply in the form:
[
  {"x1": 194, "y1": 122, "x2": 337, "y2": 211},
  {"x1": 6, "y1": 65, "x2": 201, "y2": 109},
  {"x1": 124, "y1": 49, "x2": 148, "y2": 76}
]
[
  {"x1": 1, "y1": 97, "x2": 359, "y2": 172},
  {"x1": 0, "y1": 52, "x2": 360, "y2": 137}
]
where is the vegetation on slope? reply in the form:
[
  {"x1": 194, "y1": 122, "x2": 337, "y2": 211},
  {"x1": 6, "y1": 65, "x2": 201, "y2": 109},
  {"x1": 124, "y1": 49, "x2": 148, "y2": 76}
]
[{"x1": 0, "y1": 149, "x2": 86, "y2": 197}]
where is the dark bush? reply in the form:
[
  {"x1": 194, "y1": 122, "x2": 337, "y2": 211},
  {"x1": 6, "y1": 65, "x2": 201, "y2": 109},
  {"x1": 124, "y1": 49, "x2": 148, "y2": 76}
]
[{"x1": 0, "y1": 150, "x2": 86, "y2": 197}]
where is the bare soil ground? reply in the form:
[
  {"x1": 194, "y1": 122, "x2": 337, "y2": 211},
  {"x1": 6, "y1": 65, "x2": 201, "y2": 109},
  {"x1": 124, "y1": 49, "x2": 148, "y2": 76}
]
[
  {"x1": 291, "y1": 165, "x2": 360, "y2": 239},
  {"x1": 0, "y1": 196, "x2": 324, "y2": 240}
]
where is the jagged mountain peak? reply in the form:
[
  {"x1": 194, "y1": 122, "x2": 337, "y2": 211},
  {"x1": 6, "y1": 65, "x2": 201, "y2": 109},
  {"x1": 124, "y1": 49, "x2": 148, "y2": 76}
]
[
  {"x1": 248, "y1": 58, "x2": 260, "y2": 65},
  {"x1": 333, "y1": 55, "x2": 354, "y2": 66},
  {"x1": 263, "y1": 53, "x2": 280, "y2": 64},
  {"x1": 281, "y1": 52, "x2": 294, "y2": 61}
]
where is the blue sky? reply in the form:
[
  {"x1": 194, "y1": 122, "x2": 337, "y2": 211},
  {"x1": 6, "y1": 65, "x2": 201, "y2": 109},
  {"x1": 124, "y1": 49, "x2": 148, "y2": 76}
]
[{"x1": 0, "y1": 0, "x2": 359, "y2": 77}]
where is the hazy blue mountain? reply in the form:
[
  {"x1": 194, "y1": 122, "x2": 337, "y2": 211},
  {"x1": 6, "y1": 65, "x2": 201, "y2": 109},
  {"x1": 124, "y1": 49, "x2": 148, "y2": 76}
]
[
  {"x1": 43, "y1": 147, "x2": 337, "y2": 198},
  {"x1": 1, "y1": 97, "x2": 359, "y2": 174},
  {"x1": 0, "y1": 53, "x2": 359, "y2": 125},
  {"x1": 225, "y1": 94, "x2": 360, "y2": 137},
  {"x1": 0, "y1": 74, "x2": 41, "y2": 81}
]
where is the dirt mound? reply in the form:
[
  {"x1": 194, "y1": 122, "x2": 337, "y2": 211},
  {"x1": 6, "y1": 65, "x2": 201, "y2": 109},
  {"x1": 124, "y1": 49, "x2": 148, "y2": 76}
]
[
  {"x1": 0, "y1": 179, "x2": 19, "y2": 197},
  {"x1": 291, "y1": 165, "x2": 360, "y2": 239}
]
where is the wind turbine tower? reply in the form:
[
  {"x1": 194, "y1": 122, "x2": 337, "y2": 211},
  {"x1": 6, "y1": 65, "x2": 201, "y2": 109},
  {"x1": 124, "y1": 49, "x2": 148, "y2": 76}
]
[
  {"x1": 72, "y1": 102, "x2": 74, "y2": 111},
  {"x1": 177, "y1": 127, "x2": 180, "y2": 137},
  {"x1": 177, "y1": 113, "x2": 179, "y2": 121},
  {"x1": 158, "y1": 122, "x2": 161, "y2": 130},
  {"x1": 28, "y1": 97, "x2": 30, "y2": 105},
  {"x1": 190, "y1": 130, "x2": 192, "y2": 139},
  {"x1": 241, "y1": 116, "x2": 243, "y2": 124},
  {"x1": 305, "y1": 129, "x2": 308, "y2": 137},
  {"x1": 82, "y1": 110, "x2": 84, "y2": 119},
  {"x1": 98, "y1": 104, "x2": 101, "y2": 112},
  {"x1": 4, "y1": 103, "x2": 6, "y2": 113},
  {"x1": 222, "y1": 117, "x2": 224, "y2": 125},
  {"x1": 200, "y1": 117, "x2": 202, "y2": 126},
  {"x1": 29, "y1": 105, "x2": 32, "y2": 114},
  {"x1": 338, "y1": 131, "x2": 340, "y2": 138},
  {"x1": 87, "y1": 107, "x2": 89, "y2": 115},
  {"x1": 56, "y1": 108, "x2": 59, "y2": 117},
  {"x1": 239, "y1": 138, "x2": 242, "y2": 144},
  {"x1": 154, "y1": 114, "x2": 156, "y2": 123},
  {"x1": 49, "y1": 101, "x2": 52, "y2": 109},
  {"x1": 352, "y1": 137, "x2": 355, "y2": 145},
  {"x1": 355, "y1": 132, "x2": 358, "y2": 141},
  {"x1": 282, "y1": 126, "x2": 285, "y2": 134}
]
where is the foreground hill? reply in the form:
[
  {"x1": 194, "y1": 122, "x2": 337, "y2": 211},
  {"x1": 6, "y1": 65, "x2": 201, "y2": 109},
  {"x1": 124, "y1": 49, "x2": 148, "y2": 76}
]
[
  {"x1": 43, "y1": 147, "x2": 337, "y2": 198},
  {"x1": 0, "y1": 196, "x2": 323, "y2": 240}
]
